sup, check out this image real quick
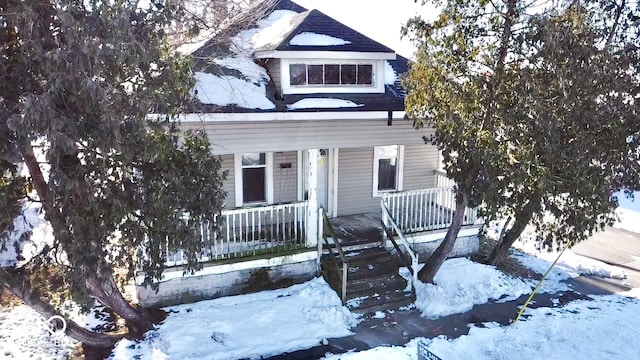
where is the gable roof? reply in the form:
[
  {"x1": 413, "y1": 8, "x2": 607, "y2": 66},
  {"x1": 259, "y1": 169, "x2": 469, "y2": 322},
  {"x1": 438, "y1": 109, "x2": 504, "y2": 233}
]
[
  {"x1": 188, "y1": 0, "x2": 408, "y2": 114},
  {"x1": 273, "y1": 0, "x2": 307, "y2": 13},
  {"x1": 254, "y1": 9, "x2": 394, "y2": 54}
]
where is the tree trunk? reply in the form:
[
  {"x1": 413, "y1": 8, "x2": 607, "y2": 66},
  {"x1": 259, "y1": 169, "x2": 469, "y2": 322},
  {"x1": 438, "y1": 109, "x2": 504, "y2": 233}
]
[
  {"x1": 0, "y1": 268, "x2": 120, "y2": 348},
  {"x1": 486, "y1": 198, "x2": 539, "y2": 266},
  {"x1": 417, "y1": 192, "x2": 468, "y2": 284},
  {"x1": 86, "y1": 268, "x2": 154, "y2": 337},
  {"x1": 20, "y1": 144, "x2": 153, "y2": 337}
]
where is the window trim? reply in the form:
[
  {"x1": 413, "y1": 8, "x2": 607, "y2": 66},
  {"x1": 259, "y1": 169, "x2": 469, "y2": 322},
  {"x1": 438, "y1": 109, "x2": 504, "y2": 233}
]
[
  {"x1": 288, "y1": 63, "x2": 374, "y2": 87},
  {"x1": 281, "y1": 59, "x2": 385, "y2": 95},
  {"x1": 234, "y1": 152, "x2": 274, "y2": 207},
  {"x1": 372, "y1": 145, "x2": 404, "y2": 197}
]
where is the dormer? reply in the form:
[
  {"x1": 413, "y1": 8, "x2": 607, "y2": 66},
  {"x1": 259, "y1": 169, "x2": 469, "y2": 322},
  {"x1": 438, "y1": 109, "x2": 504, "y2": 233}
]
[{"x1": 253, "y1": 9, "x2": 396, "y2": 95}]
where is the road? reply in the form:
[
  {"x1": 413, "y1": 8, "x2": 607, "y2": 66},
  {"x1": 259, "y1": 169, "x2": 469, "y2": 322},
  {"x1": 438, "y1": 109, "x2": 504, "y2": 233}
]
[{"x1": 572, "y1": 226, "x2": 640, "y2": 289}]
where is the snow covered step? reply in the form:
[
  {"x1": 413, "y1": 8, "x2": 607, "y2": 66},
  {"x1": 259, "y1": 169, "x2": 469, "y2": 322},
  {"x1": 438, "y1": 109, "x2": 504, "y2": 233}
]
[
  {"x1": 347, "y1": 289, "x2": 415, "y2": 314},
  {"x1": 320, "y1": 245, "x2": 415, "y2": 313}
]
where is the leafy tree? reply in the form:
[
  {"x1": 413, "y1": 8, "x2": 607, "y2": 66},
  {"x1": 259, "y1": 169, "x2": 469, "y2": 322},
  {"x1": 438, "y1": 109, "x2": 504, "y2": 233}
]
[
  {"x1": 0, "y1": 0, "x2": 234, "y2": 347},
  {"x1": 403, "y1": 0, "x2": 640, "y2": 281}
]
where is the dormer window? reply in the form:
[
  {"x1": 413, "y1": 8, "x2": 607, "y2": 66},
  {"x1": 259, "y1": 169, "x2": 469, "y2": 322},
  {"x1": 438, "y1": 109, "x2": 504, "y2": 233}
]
[{"x1": 289, "y1": 63, "x2": 373, "y2": 86}]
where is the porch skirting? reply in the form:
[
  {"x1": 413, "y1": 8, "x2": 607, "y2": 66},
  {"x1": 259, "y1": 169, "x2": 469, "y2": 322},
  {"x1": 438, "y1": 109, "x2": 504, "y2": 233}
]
[{"x1": 136, "y1": 251, "x2": 318, "y2": 307}]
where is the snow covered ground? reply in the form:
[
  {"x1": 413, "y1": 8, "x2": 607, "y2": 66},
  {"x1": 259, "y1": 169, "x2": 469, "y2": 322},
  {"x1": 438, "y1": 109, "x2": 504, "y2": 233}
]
[
  {"x1": 2, "y1": 208, "x2": 639, "y2": 359},
  {"x1": 110, "y1": 278, "x2": 359, "y2": 360}
]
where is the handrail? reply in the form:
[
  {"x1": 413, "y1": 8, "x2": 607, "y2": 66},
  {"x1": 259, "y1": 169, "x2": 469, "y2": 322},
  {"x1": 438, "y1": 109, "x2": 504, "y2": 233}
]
[
  {"x1": 381, "y1": 220, "x2": 413, "y2": 275},
  {"x1": 321, "y1": 208, "x2": 347, "y2": 264},
  {"x1": 381, "y1": 201, "x2": 419, "y2": 286},
  {"x1": 320, "y1": 207, "x2": 348, "y2": 303}
]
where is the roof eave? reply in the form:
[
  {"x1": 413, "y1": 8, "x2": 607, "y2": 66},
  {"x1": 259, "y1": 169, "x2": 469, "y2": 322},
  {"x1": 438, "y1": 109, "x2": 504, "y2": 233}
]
[{"x1": 254, "y1": 50, "x2": 396, "y2": 60}]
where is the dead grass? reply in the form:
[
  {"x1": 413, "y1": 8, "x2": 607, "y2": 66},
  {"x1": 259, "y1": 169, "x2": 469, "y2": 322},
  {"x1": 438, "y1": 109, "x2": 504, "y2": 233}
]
[
  {"x1": 0, "y1": 288, "x2": 22, "y2": 308},
  {"x1": 471, "y1": 235, "x2": 541, "y2": 280}
]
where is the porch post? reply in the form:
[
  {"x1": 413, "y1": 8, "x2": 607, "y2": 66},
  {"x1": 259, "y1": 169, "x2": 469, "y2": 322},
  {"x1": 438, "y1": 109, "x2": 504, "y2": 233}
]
[{"x1": 306, "y1": 149, "x2": 319, "y2": 247}]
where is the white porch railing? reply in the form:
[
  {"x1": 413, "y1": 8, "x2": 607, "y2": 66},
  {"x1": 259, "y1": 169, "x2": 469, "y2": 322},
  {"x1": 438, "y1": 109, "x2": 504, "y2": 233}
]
[
  {"x1": 381, "y1": 187, "x2": 478, "y2": 234},
  {"x1": 165, "y1": 201, "x2": 309, "y2": 266},
  {"x1": 434, "y1": 170, "x2": 455, "y2": 188},
  {"x1": 381, "y1": 202, "x2": 419, "y2": 287}
]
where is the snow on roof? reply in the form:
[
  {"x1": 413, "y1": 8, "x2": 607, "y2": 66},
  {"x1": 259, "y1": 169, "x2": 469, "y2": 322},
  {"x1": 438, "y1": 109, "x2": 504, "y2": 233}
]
[
  {"x1": 384, "y1": 60, "x2": 397, "y2": 85},
  {"x1": 250, "y1": 10, "x2": 300, "y2": 52},
  {"x1": 192, "y1": 72, "x2": 275, "y2": 110},
  {"x1": 289, "y1": 32, "x2": 351, "y2": 46},
  {"x1": 193, "y1": 10, "x2": 299, "y2": 109},
  {"x1": 287, "y1": 98, "x2": 363, "y2": 110}
]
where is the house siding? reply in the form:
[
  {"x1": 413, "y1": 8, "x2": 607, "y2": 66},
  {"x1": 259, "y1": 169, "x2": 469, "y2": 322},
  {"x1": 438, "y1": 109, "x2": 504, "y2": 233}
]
[
  {"x1": 265, "y1": 59, "x2": 282, "y2": 94},
  {"x1": 181, "y1": 119, "x2": 431, "y2": 155},
  {"x1": 337, "y1": 147, "x2": 376, "y2": 216},
  {"x1": 273, "y1": 151, "x2": 298, "y2": 203},
  {"x1": 402, "y1": 144, "x2": 440, "y2": 191}
]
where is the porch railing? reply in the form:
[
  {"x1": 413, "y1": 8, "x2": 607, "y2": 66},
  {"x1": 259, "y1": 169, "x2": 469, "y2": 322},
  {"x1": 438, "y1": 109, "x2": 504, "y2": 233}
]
[
  {"x1": 165, "y1": 201, "x2": 309, "y2": 266},
  {"x1": 381, "y1": 201, "x2": 419, "y2": 287},
  {"x1": 381, "y1": 187, "x2": 478, "y2": 234},
  {"x1": 434, "y1": 169, "x2": 455, "y2": 188}
]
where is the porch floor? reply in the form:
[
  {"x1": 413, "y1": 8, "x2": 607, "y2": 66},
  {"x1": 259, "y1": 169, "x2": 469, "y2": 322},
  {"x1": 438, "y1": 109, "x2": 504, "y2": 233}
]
[{"x1": 328, "y1": 212, "x2": 383, "y2": 248}]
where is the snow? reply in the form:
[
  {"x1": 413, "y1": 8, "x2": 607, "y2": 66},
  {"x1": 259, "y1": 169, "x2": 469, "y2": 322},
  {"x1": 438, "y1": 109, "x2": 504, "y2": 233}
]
[
  {"x1": 384, "y1": 60, "x2": 398, "y2": 85},
  {"x1": 413, "y1": 258, "x2": 535, "y2": 318},
  {"x1": 324, "y1": 294, "x2": 640, "y2": 360},
  {"x1": 191, "y1": 10, "x2": 299, "y2": 110},
  {"x1": 0, "y1": 305, "x2": 76, "y2": 359},
  {"x1": 192, "y1": 72, "x2": 275, "y2": 110},
  {"x1": 287, "y1": 98, "x2": 363, "y2": 110},
  {"x1": 615, "y1": 207, "x2": 640, "y2": 233},
  {"x1": 289, "y1": 32, "x2": 351, "y2": 46},
  {"x1": 110, "y1": 278, "x2": 359, "y2": 359},
  {"x1": 1, "y1": 203, "x2": 52, "y2": 268}
]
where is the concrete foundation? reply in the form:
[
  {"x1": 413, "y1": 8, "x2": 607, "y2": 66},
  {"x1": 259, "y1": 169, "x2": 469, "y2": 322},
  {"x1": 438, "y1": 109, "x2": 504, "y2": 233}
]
[
  {"x1": 136, "y1": 251, "x2": 318, "y2": 307},
  {"x1": 386, "y1": 225, "x2": 480, "y2": 262}
]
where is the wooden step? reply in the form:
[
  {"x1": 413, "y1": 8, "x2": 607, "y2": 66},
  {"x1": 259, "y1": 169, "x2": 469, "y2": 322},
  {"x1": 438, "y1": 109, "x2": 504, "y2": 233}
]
[
  {"x1": 346, "y1": 273, "x2": 408, "y2": 300},
  {"x1": 347, "y1": 289, "x2": 416, "y2": 314}
]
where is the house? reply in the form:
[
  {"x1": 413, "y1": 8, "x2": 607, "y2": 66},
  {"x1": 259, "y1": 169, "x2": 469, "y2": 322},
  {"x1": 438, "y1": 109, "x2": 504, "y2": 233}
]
[{"x1": 137, "y1": 0, "x2": 479, "y2": 311}]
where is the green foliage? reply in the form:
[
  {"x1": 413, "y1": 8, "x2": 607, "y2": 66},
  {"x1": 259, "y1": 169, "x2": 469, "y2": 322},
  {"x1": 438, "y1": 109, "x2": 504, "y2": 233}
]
[
  {"x1": 404, "y1": 0, "x2": 640, "y2": 251},
  {"x1": 0, "y1": 0, "x2": 227, "y2": 309}
]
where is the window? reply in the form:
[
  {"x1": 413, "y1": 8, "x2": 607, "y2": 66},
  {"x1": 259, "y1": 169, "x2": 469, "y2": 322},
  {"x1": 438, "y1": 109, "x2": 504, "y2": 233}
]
[
  {"x1": 373, "y1": 145, "x2": 403, "y2": 196},
  {"x1": 235, "y1": 153, "x2": 273, "y2": 206},
  {"x1": 288, "y1": 63, "x2": 373, "y2": 86}
]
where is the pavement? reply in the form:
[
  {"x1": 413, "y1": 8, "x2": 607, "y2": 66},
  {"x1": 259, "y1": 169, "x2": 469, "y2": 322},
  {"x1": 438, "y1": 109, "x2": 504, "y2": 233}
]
[{"x1": 268, "y1": 226, "x2": 640, "y2": 359}]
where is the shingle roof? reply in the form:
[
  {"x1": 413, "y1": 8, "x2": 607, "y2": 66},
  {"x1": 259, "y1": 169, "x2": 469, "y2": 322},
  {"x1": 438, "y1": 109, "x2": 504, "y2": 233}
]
[
  {"x1": 188, "y1": 0, "x2": 408, "y2": 113},
  {"x1": 255, "y1": 9, "x2": 395, "y2": 54},
  {"x1": 273, "y1": 0, "x2": 307, "y2": 13}
]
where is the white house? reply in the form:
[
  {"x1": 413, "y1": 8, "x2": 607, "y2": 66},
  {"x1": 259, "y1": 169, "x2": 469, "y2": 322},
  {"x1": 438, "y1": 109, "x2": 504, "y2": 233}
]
[{"x1": 138, "y1": 0, "x2": 479, "y2": 311}]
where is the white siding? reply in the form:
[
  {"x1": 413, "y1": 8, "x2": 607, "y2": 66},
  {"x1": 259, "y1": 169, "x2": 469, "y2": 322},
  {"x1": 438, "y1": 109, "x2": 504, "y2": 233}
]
[
  {"x1": 219, "y1": 152, "x2": 298, "y2": 208},
  {"x1": 402, "y1": 144, "x2": 440, "y2": 190},
  {"x1": 273, "y1": 151, "x2": 298, "y2": 203},
  {"x1": 180, "y1": 119, "x2": 431, "y2": 155},
  {"x1": 266, "y1": 59, "x2": 282, "y2": 94}
]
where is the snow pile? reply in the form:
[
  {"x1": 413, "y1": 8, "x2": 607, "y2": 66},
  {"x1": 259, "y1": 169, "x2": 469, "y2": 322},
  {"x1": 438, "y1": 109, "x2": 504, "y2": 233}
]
[
  {"x1": 111, "y1": 278, "x2": 359, "y2": 359},
  {"x1": 192, "y1": 10, "x2": 299, "y2": 109},
  {"x1": 1, "y1": 203, "x2": 51, "y2": 268},
  {"x1": 614, "y1": 207, "x2": 640, "y2": 233},
  {"x1": 287, "y1": 98, "x2": 363, "y2": 110},
  {"x1": 413, "y1": 258, "x2": 534, "y2": 318},
  {"x1": 384, "y1": 60, "x2": 397, "y2": 85},
  {"x1": 289, "y1": 32, "x2": 351, "y2": 46},
  {"x1": 485, "y1": 220, "x2": 627, "y2": 285},
  {"x1": 324, "y1": 294, "x2": 640, "y2": 360},
  {"x1": 0, "y1": 305, "x2": 76, "y2": 359}
]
